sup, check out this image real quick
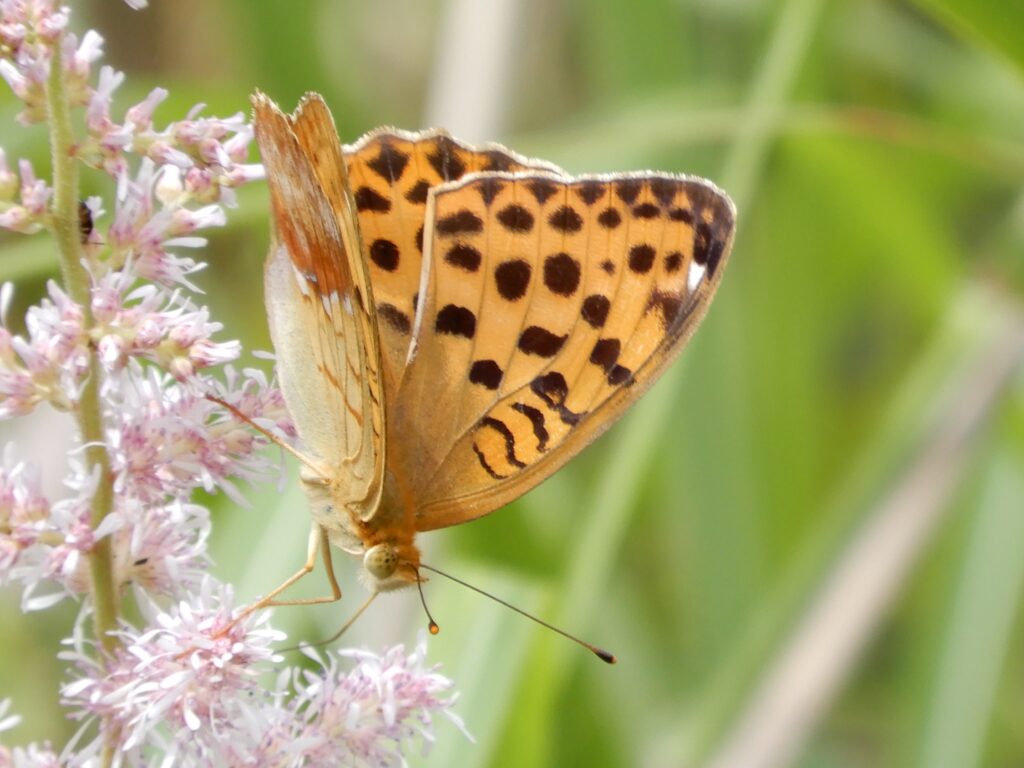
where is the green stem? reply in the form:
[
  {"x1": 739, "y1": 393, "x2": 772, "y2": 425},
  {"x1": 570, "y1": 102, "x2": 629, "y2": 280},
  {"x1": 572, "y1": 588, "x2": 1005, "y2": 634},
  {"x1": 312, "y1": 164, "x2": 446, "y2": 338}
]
[
  {"x1": 45, "y1": 29, "x2": 119, "y2": 658},
  {"x1": 46, "y1": 34, "x2": 121, "y2": 768}
]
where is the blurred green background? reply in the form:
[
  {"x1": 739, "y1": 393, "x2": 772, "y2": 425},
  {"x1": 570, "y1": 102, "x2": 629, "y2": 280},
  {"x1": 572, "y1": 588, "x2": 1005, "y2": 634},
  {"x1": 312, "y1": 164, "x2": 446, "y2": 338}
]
[{"x1": 1, "y1": 1, "x2": 1023, "y2": 766}]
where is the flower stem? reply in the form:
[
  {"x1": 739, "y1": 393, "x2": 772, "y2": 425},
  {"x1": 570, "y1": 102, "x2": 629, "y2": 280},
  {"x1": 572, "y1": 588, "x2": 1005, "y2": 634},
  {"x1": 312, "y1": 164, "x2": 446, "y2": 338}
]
[{"x1": 45, "y1": 35, "x2": 119, "y2": 655}]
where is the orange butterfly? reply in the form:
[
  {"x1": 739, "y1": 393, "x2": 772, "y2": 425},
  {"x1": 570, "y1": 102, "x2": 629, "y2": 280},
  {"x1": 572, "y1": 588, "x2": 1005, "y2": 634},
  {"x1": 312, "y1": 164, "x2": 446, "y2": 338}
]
[{"x1": 244, "y1": 93, "x2": 735, "y2": 651}]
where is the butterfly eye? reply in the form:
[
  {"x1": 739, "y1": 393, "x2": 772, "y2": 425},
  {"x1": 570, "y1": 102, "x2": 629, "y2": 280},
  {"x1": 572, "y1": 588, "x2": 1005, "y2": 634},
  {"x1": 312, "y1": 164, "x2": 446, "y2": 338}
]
[{"x1": 364, "y1": 543, "x2": 398, "y2": 580}]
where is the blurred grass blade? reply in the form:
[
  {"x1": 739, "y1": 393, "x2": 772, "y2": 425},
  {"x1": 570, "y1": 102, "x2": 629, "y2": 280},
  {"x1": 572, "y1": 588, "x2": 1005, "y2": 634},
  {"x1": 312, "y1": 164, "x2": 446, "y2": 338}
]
[
  {"x1": 917, "y1": 404, "x2": 1024, "y2": 768},
  {"x1": 486, "y1": 0, "x2": 829, "y2": 763},
  {"x1": 699, "y1": 285, "x2": 1024, "y2": 768}
]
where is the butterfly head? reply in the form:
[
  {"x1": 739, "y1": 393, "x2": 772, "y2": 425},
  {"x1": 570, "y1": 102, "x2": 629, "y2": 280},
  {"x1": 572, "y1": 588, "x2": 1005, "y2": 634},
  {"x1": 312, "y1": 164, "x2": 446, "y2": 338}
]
[{"x1": 361, "y1": 540, "x2": 421, "y2": 592}]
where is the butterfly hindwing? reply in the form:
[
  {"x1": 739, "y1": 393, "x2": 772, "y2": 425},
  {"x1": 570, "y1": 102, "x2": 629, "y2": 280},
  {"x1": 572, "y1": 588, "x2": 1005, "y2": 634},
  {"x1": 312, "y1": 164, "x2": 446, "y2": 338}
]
[{"x1": 393, "y1": 171, "x2": 736, "y2": 530}]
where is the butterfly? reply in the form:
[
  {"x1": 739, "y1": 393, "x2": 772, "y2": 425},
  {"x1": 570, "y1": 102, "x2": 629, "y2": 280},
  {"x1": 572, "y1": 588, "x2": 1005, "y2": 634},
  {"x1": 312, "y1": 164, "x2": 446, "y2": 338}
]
[{"x1": 247, "y1": 92, "x2": 735, "y2": 635}]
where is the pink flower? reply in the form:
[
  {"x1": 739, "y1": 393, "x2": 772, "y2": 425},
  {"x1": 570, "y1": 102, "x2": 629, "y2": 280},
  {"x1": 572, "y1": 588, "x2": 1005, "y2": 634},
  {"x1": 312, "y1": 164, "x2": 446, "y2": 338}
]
[
  {"x1": 277, "y1": 635, "x2": 470, "y2": 766},
  {"x1": 123, "y1": 84, "x2": 166, "y2": 132},
  {"x1": 0, "y1": 448, "x2": 49, "y2": 575},
  {"x1": 0, "y1": 2, "x2": 471, "y2": 763},
  {"x1": 110, "y1": 499, "x2": 210, "y2": 600},
  {"x1": 0, "y1": 1, "x2": 93, "y2": 124},
  {"x1": 60, "y1": 578, "x2": 285, "y2": 764},
  {"x1": 77, "y1": 77, "x2": 259, "y2": 207},
  {"x1": 105, "y1": 365, "x2": 283, "y2": 506},
  {"x1": 10, "y1": 462, "x2": 113, "y2": 612},
  {"x1": 106, "y1": 160, "x2": 230, "y2": 286},
  {"x1": 0, "y1": 281, "x2": 89, "y2": 416},
  {"x1": 0, "y1": 159, "x2": 51, "y2": 234}
]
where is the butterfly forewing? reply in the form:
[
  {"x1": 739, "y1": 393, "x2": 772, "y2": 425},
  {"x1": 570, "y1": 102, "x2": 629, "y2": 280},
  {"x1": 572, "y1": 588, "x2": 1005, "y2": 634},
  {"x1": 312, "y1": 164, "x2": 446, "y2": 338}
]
[
  {"x1": 394, "y1": 172, "x2": 735, "y2": 530},
  {"x1": 343, "y1": 130, "x2": 563, "y2": 403},
  {"x1": 253, "y1": 94, "x2": 385, "y2": 516}
]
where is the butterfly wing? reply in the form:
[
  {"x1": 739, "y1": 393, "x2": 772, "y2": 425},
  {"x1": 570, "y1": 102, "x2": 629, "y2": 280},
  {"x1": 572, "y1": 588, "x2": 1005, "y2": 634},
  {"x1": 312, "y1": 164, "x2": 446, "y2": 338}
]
[
  {"x1": 342, "y1": 130, "x2": 563, "y2": 404},
  {"x1": 253, "y1": 93, "x2": 385, "y2": 518},
  {"x1": 391, "y1": 172, "x2": 736, "y2": 530}
]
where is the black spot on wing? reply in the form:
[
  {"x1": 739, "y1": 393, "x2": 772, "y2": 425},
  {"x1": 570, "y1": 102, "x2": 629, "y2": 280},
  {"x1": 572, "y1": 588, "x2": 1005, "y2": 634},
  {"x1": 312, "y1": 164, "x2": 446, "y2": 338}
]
[
  {"x1": 435, "y1": 304, "x2": 476, "y2": 338},
  {"x1": 589, "y1": 338, "x2": 621, "y2": 373},
  {"x1": 476, "y1": 177, "x2": 506, "y2": 206},
  {"x1": 531, "y1": 371, "x2": 568, "y2": 404},
  {"x1": 581, "y1": 294, "x2": 610, "y2": 328},
  {"x1": 405, "y1": 179, "x2": 430, "y2": 204},
  {"x1": 646, "y1": 289, "x2": 684, "y2": 330},
  {"x1": 598, "y1": 208, "x2": 621, "y2": 229},
  {"x1": 354, "y1": 186, "x2": 391, "y2": 213},
  {"x1": 518, "y1": 326, "x2": 567, "y2": 357},
  {"x1": 632, "y1": 202, "x2": 660, "y2": 219},
  {"x1": 543, "y1": 253, "x2": 581, "y2": 296},
  {"x1": 369, "y1": 239, "x2": 400, "y2": 271},
  {"x1": 669, "y1": 207, "x2": 693, "y2": 223},
  {"x1": 608, "y1": 364, "x2": 633, "y2": 386},
  {"x1": 495, "y1": 259, "x2": 532, "y2": 301},
  {"x1": 366, "y1": 141, "x2": 410, "y2": 182},
  {"x1": 548, "y1": 205, "x2": 583, "y2": 233},
  {"x1": 378, "y1": 303, "x2": 412, "y2": 334},
  {"x1": 649, "y1": 178, "x2": 678, "y2": 206},
  {"x1": 436, "y1": 209, "x2": 483, "y2": 236},
  {"x1": 426, "y1": 135, "x2": 467, "y2": 180},
  {"x1": 497, "y1": 203, "x2": 534, "y2": 233},
  {"x1": 469, "y1": 359, "x2": 503, "y2": 390},
  {"x1": 526, "y1": 178, "x2": 559, "y2": 205},
  {"x1": 615, "y1": 179, "x2": 642, "y2": 205},
  {"x1": 628, "y1": 243, "x2": 656, "y2": 274},
  {"x1": 445, "y1": 243, "x2": 482, "y2": 272},
  {"x1": 575, "y1": 181, "x2": 606, "y2": 205}
]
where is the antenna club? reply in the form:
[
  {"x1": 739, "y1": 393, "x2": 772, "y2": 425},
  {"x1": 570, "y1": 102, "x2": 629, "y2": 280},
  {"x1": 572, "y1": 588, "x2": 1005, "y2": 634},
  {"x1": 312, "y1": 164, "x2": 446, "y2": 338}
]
[{"x1": 428, "y1": 621, "x2": 440, "y2": 635}]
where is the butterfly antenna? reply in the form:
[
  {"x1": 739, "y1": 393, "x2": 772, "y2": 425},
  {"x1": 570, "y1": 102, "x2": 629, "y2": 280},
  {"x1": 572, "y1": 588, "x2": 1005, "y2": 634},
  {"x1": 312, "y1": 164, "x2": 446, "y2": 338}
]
[
  {"x1": 415, "y1": 569, "x2": 440, "y2": 635},
  {"x1": 281, "y1": 592, "x2": 378, "y2": 653},
  {"x1": 419, "y1": 562, "x2": 616, "y2": 664},
  {"x1": 205, "y1": 393, "x2": 326, "y2": 477}
]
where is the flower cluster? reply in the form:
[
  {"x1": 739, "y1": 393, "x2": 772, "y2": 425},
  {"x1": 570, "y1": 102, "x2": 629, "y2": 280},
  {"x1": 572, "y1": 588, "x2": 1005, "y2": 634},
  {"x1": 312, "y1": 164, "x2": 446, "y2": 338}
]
[
  {"x1": 278, "y1": 639, "x2": 470, "y2": 766},
  {"x1": 0, "y1": 1, "x2": 466, "y2": 765},
  {"x1": 60, "y1": 591, "x2": 465, "y2": 767},
  {"x1": 81, "y1": 66, "x2": 261, "y2": 205}
]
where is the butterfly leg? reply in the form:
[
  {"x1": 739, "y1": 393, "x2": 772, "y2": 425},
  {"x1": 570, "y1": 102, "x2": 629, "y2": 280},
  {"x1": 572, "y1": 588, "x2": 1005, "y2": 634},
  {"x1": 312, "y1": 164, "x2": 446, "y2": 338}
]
[{"x1": 237, "y1": 524, "x2": 342, "y2": 619}]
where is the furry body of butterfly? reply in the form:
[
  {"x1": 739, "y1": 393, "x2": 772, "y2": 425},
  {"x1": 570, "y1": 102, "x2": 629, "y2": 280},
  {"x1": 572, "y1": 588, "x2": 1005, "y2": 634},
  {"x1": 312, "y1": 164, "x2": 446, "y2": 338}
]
[{"x1": 252, "y1": 92, "x2": 736, "y2": 601}]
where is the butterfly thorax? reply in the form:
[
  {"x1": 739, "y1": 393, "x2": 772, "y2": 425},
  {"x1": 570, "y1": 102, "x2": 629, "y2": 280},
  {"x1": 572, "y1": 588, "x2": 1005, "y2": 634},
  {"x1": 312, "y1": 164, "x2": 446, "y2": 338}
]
[
  {"x1": 355, "y1": 469, "x2": 422, "y2": 592},
  {"x1": 298, "y1": 466, "x2": 421, "y2": 592}
]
